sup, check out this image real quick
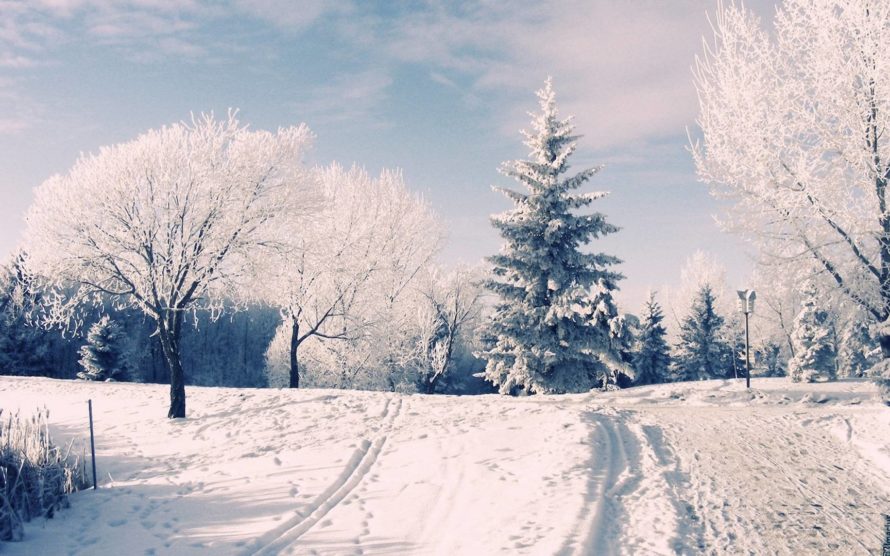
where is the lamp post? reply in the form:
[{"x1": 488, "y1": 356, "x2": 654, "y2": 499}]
[{"x1": 736, "y1": 289, "x2": 756, "y2": 389}]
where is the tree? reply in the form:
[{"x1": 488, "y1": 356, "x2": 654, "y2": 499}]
[
  {"x1": 758, "y1": 341, "x2": 786, "y2": 377},
  {"x1": 838, "y1": 318, "x2": 878, "y2": 377},
  {"x1": 788, "y1": 282, "x2": 838, "y2": 382},
  {"x1": 589, "y1": 279, "x2": 636, "y2": 388},
  {"x1": 633, "y1": 291, "x2": 671, "y2": 385},
  {"x1": 478, "y1": 79, "x2": 625, "y2": 394},
  {"x1": 22, "y1": 113, "x2": 316, "y2": 417},
  {"x1": 692, "y1": 1, "x2": 890, "y2": 362},
  {"x1": 0, "y1": 253, "x2": 52, "y2": 376},
  {"x1": 672, "y1": 285, "x2": 733, "y2": 381},
  {"x1": 257, "y1": 163, "x2": 440, "y2": 389},
  {"x1": 412, "y1": 266, "x2": 483, "y2": 394},
  {"x1": 77, "y1": 315, "x2": 131, "y2": 381}
]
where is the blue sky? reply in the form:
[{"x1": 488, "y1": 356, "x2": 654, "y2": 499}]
[{"x1": 0, "y1": 0, "x2": 776, "y2": 311}]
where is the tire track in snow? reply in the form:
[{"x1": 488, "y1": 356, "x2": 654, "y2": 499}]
[
  {"x1": 559, "y1": 410, "x2": 627, "y2": 555},
  {"x1": 243, "y1": 396, "x2": 404, "y2": 556},
  {"x1": 561, "y1": 410, "x2": 689, "y2": 556}
]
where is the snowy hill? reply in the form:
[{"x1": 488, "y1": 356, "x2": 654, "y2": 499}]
[{"x1": 1, "y1": 377, "x2": 888, "y2": 555}]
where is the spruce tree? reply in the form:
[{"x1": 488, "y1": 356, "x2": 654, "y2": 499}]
[
  {"x1": 759, "y1": 341, "x2": 785, "y2": 377},
  {"x1": 479, "y1": 79, "x2": 624, "y2": 394},
  {"x1": 788, "y1": 282, "x2": 837, "y2": 382},
  {"x1": 633, "y1": 292, "x2": 671, "y2": 385},
  {"x1": 78, "y1": 315, "x2": 131, "y2": 381},
  {"x1": 838, "y1": 319, "x2": 877, "y2": 378},
  {"x1": 672, "y1": 285, "x2": 732, "y2": 381}
]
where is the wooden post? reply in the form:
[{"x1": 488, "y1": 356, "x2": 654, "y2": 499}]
[{"x1": 88, "y1": 399, "x2": 97, "y2": 490}]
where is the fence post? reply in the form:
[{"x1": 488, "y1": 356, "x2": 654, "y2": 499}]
[{"x1": 88, "y1": 399, "x2": 97, "y2": 490}]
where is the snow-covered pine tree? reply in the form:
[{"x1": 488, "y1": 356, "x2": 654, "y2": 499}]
[
  {"x1": 672, "y1": 285, "x2": 732, "y2": 382},
  {"x1": 633, "y1": 291, "x2": 671, "y2": 385},
  {"x1": 788, "y1": 282, "x2": 837, "y2": 383},
  {"x1": 77, "y1": 315, "x2": 131, "y2": 381},
  {"x1": 759, "y1": 341, "x2": 785, "y2": 377},
  {"x1": 838, "y1": 319, "x2": 878, "y2": 378},
  {"x1": 590, "y1": 279, "x2": 635, "y2": 388},
  {"x1": 478, "y1": 78, "x2": 624, "y2": 394}
]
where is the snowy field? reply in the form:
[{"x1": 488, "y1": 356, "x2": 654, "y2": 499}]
[{"x1": 1, "y1": 377, "x2": 889, "y2": 555}]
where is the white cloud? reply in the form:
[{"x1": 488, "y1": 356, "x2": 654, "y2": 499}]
[
  {"x1": 348, "y1": 0, "x2": 777, "y2": 150},
  {"x1": 233, "y1": 0, "x2": 351, "y2": 31},
  {"x1": 291, "y1": 69, "x2": 393, "y2": 128}
]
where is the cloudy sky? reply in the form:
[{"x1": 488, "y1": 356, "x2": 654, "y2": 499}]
[{"x1": 0, "y1": 0, "x2": 776, "y2": 311}]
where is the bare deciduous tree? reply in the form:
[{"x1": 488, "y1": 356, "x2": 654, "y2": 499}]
[
  {"x1": 412, "y1": 266, "x2": 483, "y2": 394},
  {"x1": 257, "y1": 164, "x2": 441, "y2": 389},
  {"x1": 23, "y1": 112, "x2": 317, "y2": 417},
  {"x1": 692, "y1": 0, "x2": 890, "y2": 355}
]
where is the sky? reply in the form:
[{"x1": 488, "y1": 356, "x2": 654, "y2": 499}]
[{"x1": 0, "y1": 0, "x2": 778, "y2": 312}]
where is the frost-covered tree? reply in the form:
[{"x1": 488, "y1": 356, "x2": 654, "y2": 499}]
[
  {"x1": 788, "y1": 282, "x2": 837, "y2": 382},
  {"x1": 412, "y1": 266, "x2": 483, "y2": 394},
  {"x1": 22, "y1": 113, "x2": 317, "y2": 417},
  {"x1": 692, "y1": 1, "x2": 890, "y2": 365},
  {"x1": 77, "y1": 315, "x2": 131, "y2": 381},
  {"x1": 838, "y1": 318, "x2": 878, "y2": 377},
  {"x1": 759, "y1": 341, "x2": 786, "y2": 377},
  {"x1": 590, "y1": 279, "x2": 635, "y2": 388},
  {"x1": 633, "y1": 292, "x2": 671, "y2": 386},
  {"x1": 257, "y1": 164, "x2": 441, "y2": 389},
  {"x1": 672, "y1": 285, "x2": 732, "y2": 382},
  {"x1": 478, "y1": 79, "x2": 625, "y2": 394},
  {"x1": 0, "y1": 253, "x2": 52, "y2": 376}
]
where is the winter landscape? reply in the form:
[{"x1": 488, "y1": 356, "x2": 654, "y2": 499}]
[{"x1": 2, "y1": 0, "x2": 890, "y2": 554}]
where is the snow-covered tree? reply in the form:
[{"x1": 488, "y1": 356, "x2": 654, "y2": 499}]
[
  {"x1": 22, "y1": 112, "x2": 317, "y2": 417},
  {"x1": 633, "y1": 291, "x2": 671, "y2": 386},
  {"x1": 672, "y1": 285, "x2": 733, "y2": 382},
  {"x1": 758, "y1": 341, "x2": 786, "y2": 377},
  {"x1": 692, "y1": 1, "x2": 890, "y2": 363},
  {"x1": 256, "y1": 163, "x2": 441, "y2": 389},
  {"x1": 77, "y1": 315, "x2": 131, "y2": 381},
  {"x1": 664, "y1": 250, "x2": 731, "y2": 337},
  {"x1": 590, "y1": 279, "x2": 635, "y2": 388},
  {"x1": 0, "y1": 254, "x2": 52, "y2": 377},
  {"x1": 412, "y1": 266, "x2": 483, "y2": 394},
  {"x1": 788, "y1": 282, "x2": 837, "y2": 382},
  {"x1": 478, "y1": 79, "x2": 625, "y2": 394},
  {"x1": 838, "y1": 318, "x2": 879, "y2": 377}
]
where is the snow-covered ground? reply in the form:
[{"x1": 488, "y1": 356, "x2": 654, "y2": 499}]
[{"x1": 1, "y1": 376, "x2": 888, "y2": 555}]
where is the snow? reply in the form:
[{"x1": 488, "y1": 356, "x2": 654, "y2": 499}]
[{"x1": 1, "y1": 376, "x2": 889, "y2": 554}]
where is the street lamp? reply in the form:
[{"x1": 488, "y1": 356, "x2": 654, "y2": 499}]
[{"x1": 737, "y1": 289, "x2": 756, "y2": 388}]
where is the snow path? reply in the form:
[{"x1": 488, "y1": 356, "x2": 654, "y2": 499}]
[
  {"x1": 246, "y1": 398, "x2": 404, "y2": 555},
  {"x1": 1, "y1": 377, "x2": 889, "y2": 554}
]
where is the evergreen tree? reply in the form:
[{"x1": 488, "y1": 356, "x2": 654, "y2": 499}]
[
  {"x1": 838, "y1": 319, "x2": 877, "y2": 378},
  {"x1": 77, "y1": 316, "x2": 131, "y2": 381},
  {"x1": 478, "y1": 79, "x2": 624, "y2": 394},
  {"x1": 788, "y1": 282, "x2": 837, "y2": 382},
  {"x1": 759, "y1": 341, "x2": 785, "y2": 377},
  {"x1": 672, "y1": 285, "x2": 732, "y2": 381},
  {"x1": 0, "y1": 254, "x2": 52, "y2": 376},
  {"x1": 590, "y1": 279, "x2": 635, "y2": 388},
  {"x1": 633, "y1": 292, "x2": 671, "y2": 385}
]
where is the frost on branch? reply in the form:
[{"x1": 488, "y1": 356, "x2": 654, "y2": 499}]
[
  {"x1": 257, "y1": 163, "x2": 442, "y2": 390},
  {"x1": 477, "y1": 78, "x2": 627, "y2": 394},
  {"x1": 692, "y1": 1, "x2": 890, "y2": 364},
  {"x1": 22, "y1": 111, "x2": 318, "y2": 417}
]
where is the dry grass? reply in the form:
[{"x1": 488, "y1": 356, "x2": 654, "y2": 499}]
[{"x1": 0, "y1": 408, "x2": 89, "y2": 542}]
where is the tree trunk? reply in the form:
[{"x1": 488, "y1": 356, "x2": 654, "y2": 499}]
[
  {"x1": 158, "y1": 311, "x2": 186, "y2": 418},
  {"x1": 289, "y1": 315, "x2": 300, "y2": 388}
]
